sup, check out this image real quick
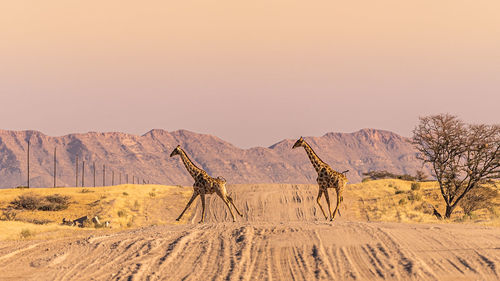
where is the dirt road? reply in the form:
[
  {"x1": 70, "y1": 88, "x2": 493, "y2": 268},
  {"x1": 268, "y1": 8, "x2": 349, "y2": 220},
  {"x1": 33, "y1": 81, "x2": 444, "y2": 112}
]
[{"x1": 0, "y1": 184, "x2": 499, "y2": 280}]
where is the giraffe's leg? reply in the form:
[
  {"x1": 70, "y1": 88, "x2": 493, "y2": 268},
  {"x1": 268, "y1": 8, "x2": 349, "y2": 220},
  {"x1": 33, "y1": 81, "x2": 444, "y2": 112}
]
[
  {"x1": 323, "y1": 188, "x2": 333, "y2": 220},
  {"x1": 199, "y1": 193, "x2": 206, "y2": 223},
  {"x1": 227, "y1": 195, "x2": 243, "y2": 217},
  {"x1": 331, "y1": 190, "x2": 341, "y2": 221},
  {"x1": 215, "y1": 191, "x2": 236, "y2": 222},
  {"x1": 176, "y1": 191, "x2": 199, "y2": 221},
  {"x1": 338, "y1": 190, "x2": 344, "y2": 217},
  {"x1": 223, "y1": 197, "x2": 237, "y2": 222},
  {"x1": 316, "y1": 189, "x2": 328, "y2": 220}
]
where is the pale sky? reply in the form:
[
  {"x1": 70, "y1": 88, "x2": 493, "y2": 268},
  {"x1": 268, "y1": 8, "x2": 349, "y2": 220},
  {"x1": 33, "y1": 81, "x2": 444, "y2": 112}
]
[{"x1": 1, "y1": 1, "x2": 499, "y2": 148}]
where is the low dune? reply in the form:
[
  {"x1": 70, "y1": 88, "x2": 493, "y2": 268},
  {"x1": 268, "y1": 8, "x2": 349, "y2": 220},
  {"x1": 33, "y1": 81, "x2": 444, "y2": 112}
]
[{"x1": 0, "y1": 182, "x2": 499, "y2": 280}]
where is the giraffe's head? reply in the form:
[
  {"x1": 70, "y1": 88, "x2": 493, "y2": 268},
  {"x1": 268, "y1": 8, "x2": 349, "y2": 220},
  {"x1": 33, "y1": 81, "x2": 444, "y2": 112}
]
[
  {"x1": 216, "y1": 176, "x2": 227, "y2": 183},
  {"x1": 169, "y1": 145, "x2": 181, "y2": 157},
  {"x1": 292, "y1": 137, "x2": 305, "y2": 149},
  {"x1": 215, "y1": 176, "x2": 227, "y2": 185}
]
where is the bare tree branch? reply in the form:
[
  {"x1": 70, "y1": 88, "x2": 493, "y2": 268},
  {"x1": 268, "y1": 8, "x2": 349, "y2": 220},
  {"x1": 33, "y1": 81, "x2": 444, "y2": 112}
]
[{"x1": 412, "y1": 114, "x2": 499, "y2": 218}]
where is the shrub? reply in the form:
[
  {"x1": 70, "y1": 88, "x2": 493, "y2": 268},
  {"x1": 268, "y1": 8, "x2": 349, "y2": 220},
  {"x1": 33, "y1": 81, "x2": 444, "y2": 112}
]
[
  {"x1": 149, "y1": 192, "x2": 156, "y2": 198},
  {"x1": 10, "y1": 194, "x2": 70, "y2": 211},
  {"x1": 45, "y1": 194, "x2": 69, "y2": 204},
  {"x1": 117, "y1": 210, "x2": 126, "y2": 217},
  {"x1": 411, "y1": 182, "x2": 421, "y2": 191},
  {"x1": 0, "y1": 209, "x2": 17, "y2": 221},
  {"x1": 40, "y1": 194, "x2": 71, "y2": 211},
  {"x1": 407, "y1": 192, "x2": 422, "y2": 201},
  {"x1": 26, "y1": 218, "x2": 52, "y2": 225},
  {"x1": 395, "y1": 190, "x2": 405, "y2": 195},
  {"x1": 11, "y1": 194, "x2": 41, "y2": 210},
  {"x1": 459, "y1": 185, "x2": 498, "y2": 216},
  {"x1": 415, "y1": 170, "x2": 428, "y2": 181},
  {"x1": 80, "y1": 188, "x2": 94, "y2": 193},
  {"x1": 362, "y1": 170, "x2": 416, "y2": 181},
  {"x1": 398, "y1": 198, "x2": 407, "y2": 205},
  {"x1": 122, "y1": 192, "x2": 129, "y2": 196},
  {"x1": 419, "y1": 202, "x2": 435, "y2": 215},
  {"x1": 20, "y1": 229, "x2": 33, "y2": 239}
]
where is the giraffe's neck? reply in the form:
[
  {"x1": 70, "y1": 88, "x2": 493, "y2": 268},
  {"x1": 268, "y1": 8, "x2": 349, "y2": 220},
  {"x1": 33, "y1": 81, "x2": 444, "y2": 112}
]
[
  {"x1": 302, "y1": 142, "x2": 325, "y2": 173},
  {"x1": 178, "y1": 148, "x2": 205, "y2": 179}
]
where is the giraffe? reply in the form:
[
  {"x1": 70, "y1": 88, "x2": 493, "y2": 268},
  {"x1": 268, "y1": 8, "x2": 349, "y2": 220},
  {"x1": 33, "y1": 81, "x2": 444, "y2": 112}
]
[
  {"x1": 170, "y1": 145, "x2": 243, "y2": 223},
  {"x1": 292, "y1": 137, "x2": 348, "y2": 221}
]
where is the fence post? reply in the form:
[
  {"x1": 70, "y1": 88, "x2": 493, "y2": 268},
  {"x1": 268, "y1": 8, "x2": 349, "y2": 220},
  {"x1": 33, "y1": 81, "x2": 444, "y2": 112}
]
[
  {"x1": 27, "y1": 140, "x2": 30, "y2": 188},
  {"x1": 53, "y1": 147, "x2": 56, "y2": 188},
  {"x1": 75, "y1": 155, "x2": 79, "y2": 187},
  {"x1": 82, "y1": 161, "x2": 85, "y2": 187}
]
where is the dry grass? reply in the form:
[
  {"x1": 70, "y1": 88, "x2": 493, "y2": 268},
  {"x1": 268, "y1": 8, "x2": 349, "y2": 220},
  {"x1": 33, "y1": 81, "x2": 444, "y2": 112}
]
[
  {"x1": 348, "y1": 179, "x2": 500, "y2": 226},
  {"x1": 0, "y1": 180, "x2": 498, "y2": 240},
  {"x1": 0, "y1": 184, "x2": 192, "y2": 240}
]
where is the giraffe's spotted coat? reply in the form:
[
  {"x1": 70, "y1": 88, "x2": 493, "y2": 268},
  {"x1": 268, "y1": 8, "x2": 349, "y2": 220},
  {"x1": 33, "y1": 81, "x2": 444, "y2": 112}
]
[
  {"x1": 170, "y1": 145, "x2": 242, "y2": 223},
  {"x1": 292, "y1": 137, "x2": 348, "y2": 221}
]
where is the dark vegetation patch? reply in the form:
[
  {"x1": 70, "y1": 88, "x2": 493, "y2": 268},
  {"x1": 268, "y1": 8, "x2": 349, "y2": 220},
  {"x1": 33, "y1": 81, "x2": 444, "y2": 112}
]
[
  {"x1": 10, "y1": 193, "x2": 71, "y2": 211},
  {"x1": 362, "y1": 170, "x2": 417, "y2": 182}
]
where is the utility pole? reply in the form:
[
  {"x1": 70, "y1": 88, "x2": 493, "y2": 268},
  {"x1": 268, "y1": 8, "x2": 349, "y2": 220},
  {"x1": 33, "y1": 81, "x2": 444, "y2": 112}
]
[
  {"x1": 112, "y1": 170, "x2": 114, "y2": 186},
  {"x1": 103, "y1": 165, "x2": 106, "y2": 186},
  {"x1": 82, "y1": 161, "x2": 85, "y2": 187},
  {"x1": 119, "y1": 173, "x2": 122, "y2": 185},
  {"x1": 126, "y1": 174, "x2": 128, "y2": 184},
  {"x1": 53, "y1": 147, "x2": 56, "y2": 188},
  {"x1": 75, "y1": 155, "x2": 79, "y2": 187},
  {"x1": 93, "y1": 162, "x2": 96, "y2": 187},
  {"x1": 27, "y1": 140, "x2": 30, "y2": 188}
]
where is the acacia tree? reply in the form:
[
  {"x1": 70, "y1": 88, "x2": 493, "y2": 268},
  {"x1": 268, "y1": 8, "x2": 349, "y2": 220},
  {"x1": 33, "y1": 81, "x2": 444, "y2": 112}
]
[{"x1": 412, "y1": 114, "x2": 499, "y2": 218}]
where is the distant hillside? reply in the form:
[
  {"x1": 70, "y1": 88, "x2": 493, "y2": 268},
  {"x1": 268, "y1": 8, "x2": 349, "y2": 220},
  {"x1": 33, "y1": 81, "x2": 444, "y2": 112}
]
[{"x1": 0, "y1": 128, "x2": 430, "y2": 188}]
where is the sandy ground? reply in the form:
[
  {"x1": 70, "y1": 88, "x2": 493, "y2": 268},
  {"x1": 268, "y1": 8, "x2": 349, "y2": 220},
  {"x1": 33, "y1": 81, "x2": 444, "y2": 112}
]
[{"x1": 0, "y1": 184, "x2": 499, "y2": 280}]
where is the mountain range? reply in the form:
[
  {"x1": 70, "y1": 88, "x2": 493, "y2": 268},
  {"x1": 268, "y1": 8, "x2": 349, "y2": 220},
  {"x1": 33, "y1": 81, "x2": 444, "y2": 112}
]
[{"x1": 0, "y1": 128, "x2": 429, "y2": 188}]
